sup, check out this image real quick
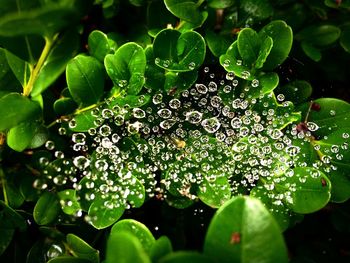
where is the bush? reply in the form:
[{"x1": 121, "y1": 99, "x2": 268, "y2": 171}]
[{"x1": 0, "y1": 0, "x2": 350, "y2": 262}]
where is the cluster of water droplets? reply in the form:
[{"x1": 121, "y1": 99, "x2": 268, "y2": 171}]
[{"x1": 37, "y1": 66, "x2": 349, "y2": 222}]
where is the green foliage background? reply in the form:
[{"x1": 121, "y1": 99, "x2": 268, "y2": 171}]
[{"x1": 0, "y1": 0, "x2": 350, "y2": 262}]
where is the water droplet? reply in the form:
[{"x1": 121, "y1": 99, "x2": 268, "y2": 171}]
[
  {"x1": 45, "y1": 141, "x2": 55, "y2": 150},
  {"x1": 186, "y1": 111, "x2": 203, "y2": 124},
  {"x1": 188, "y1": 62, "x2": 196, "y2": 70},
  {"x1": 223, "y1": 59, "x2": 231, "y2": 67},
  {"x1": 251, "y1": 79, "x2": 259, "y2": 87},
  {"x1": 201, "y1": 117, "x2": 221, "y2": 133},
  {"x1": 226, "y1": 72, "x2": 235, "y2": 80},
  {"x1": 132, "y1": 108, "x2": 146, "y2": 119},
  {"x1": 73, "y1": 156, "x2": 90, "y2": 170},
  {"x1": 157, "y1": 109, "x2": 172, "y2": 119},
  {"x1": 169, "y1": 99, "x2": 181, "y2": 109}
]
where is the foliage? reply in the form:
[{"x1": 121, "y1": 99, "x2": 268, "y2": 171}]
[{"x1": 0, "y1": 0, "x2": 350, "y2": 262}]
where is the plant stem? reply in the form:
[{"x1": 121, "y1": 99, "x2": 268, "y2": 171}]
[
  {"x1": 0, "y1": 167, "x2": 8, "y2": 205},
  {"x1": 23, "y1": 35, "x2": 57, "y2": 97}
]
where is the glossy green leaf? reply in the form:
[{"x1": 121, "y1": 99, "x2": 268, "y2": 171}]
[
  {"x1": 106, "y1": 231, "x2": 151, "y2": 263},
  {"x1": 88, "y1": 196, "x2": 125, "y2": 229},
  {"x1": 4, "y1": 49, "x2": 31, "y2": 88},
  {"x1": 29, "y1": 124, "x2": 48, "y2": 149},
  {"x1": 111, "y1": 219, "x2": 155, "y2": 254},
  {"x1": 277, "y1": 80, "x2": 312, "y2": 104},
  {"x1": 197, "y1": 176, "x2": 231, "y2": 208},
  {"x1": 164, "y1": 0, "x2": 206, "y2": 26},
  {"x1": 164, "y1": 71, "x2": 198, "y2": 94},
  {"x1": 237, "y1": 28, "x2": 260, "y2": 67},
  {"x1": 53, "y1": 97, "x2": 78, "y2": 115},
  {"x1": 105, "y1": 42, "x2": 146, "y2": 95},
  {"x1": 88, "y1": 30, "x2": 116, "y2": 62},
  {"x1": 0, "y1": 48, "x2": 22, "y2": 93},
  {"x1": 0, "y1": 92, "x2": 41, "y2": 131},
  {"x1": 208, "y1": 0, "x2": 236, "y2": 9},
  {"x1": 298, "y1": 98, "x2": 350, "y2": 136},
  {"x1": 255, "y1": 36, "x2": 273, "y2": 69},
  {"x1": 301, "y1": 41, "x2": 322, "y2": 62},
  {"x1": 150, "y1": 236, "x2": 173, "y2": 262},
  {"x1": 33, "y1": 191, "x2": 61, "y2": 225},
  {"x1": 283, "y1": 167, "x2": 331, "y2": 214},
  {"x1": 32, "y1": 30, "x2": 79, "y2": 97},
  {"x1": 126, "y1": 177, "x2": 146, "y2": 208},
  {"x1": 259, "y1": 72, "x2": 279, "y2": 94},
  {"x1": 144, "y1": 46, "x2": 165, "y2": 91},
  {"x1": 66, "y1": 55, "x2": 104, "y2": 106},
  {"x1": 0, "y1": 4, "x2": 79, "y2": 37},
  {"x1": 203, "y1": 196, "x2": 288, "y2": 263},
  {"x1": 5, "y1": 181, "x2": 25, "y2": 208},
  {"x1": 47, "y1": 257, "x2": 92, "y2": 263},
  {"x1": 220, "y1": 42, "x2": 251, "y2": 80},
  {"x1": 240, "y1": 0, "x2": 273, "y2": 21},
  {"x1": 340, "y1": 26, "x2": 350, "y2": 53},
  {"x1": 259, "y1": 20, "x2": 293, "y2": 70},
  {"x1": 0, "y1": 228, "x2": 14, "y2": 256},
  {"x1": 66, "y1": 233, "x2": 99, "y2": 263},
  {"x1": 7, "y1": 121, "x2": 37, "y2": 151},
  {"x1": 205, "y1": 31, "x2": 232, "y2": 58},
  {"x1": 153, "y1": 29, "x2": 206, "y2": 72},
  {"x1": 159, "y1": 251, "x2": 213, "y2": 263},
  {"x1": 58, "y1": 190, "x2": 81, "y2": 215},
  {"x1": 296, "y1": 25, "x2": 341, "y2": 47}
]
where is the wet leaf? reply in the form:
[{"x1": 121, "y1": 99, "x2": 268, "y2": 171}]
[
  {"x1": 66, "y1": 233, "x2": 99, "y2": 263},
  {"x1": 106, "y1": 231, "x2": 151, "y2": 263},
  {"x1": 301, "y1": 41, "x2": 322, "y2": 62},
  {"x1": 159, "y1": 251, "x2": 213, "y2": 263},
  {"x1": 203, "y1": 196, "x2": 288, "y2": 263},
  {"x1": 197, "y1": 176, "x2": 231, "y2": 208},
  {"x1": 240, "y1": 0, "x2": 273, "y2": 21},
  {"x1": 296, "y1": 25, "x2": 341, "y2": 47},
  {"x1": 153, "y1": 29, "x2": 206, "y2": 72},
  {"x1": 259, "y1": 20, "x2": 293, "y2": 70},
  {"x1": 33, "y1": 191, "x2": 61, "y2": 225},
  {"x1": 111, "y1": 219, "x2": 155, "y2": 254},
  {"x1": 88, "y1": 30, "x2": 117, "y2": 62},
  {"x1": 0, "y1": 92, "x2": 41, "y2": 131},
  {"x1": 164, "y1": 0, "x2": 206, "y2": 26},
  {"x1": 66, "y1": 55, "x2": 104, "y2": 106},
  {"x1": 58, "y1": 190, "x2": 81, "y2": 215},
  {"x1": 105, "y1": 42, "x2": 146, "y2": 95},
  {"x1": 88, "y1": 196, "x2": 125, "y2": 229}
]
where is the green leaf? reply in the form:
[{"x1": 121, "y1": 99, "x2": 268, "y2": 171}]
[
  {"x1": 0, "y1": 200, "x2": 27, "y2": 231},
  {"x1": 208, "y1": 0, "x2": 236, "y2": 9},
  {"x1": 0, "y1": 228, "x2": 14, "y2": 256},
  {"x1": 0, "y1": 4, "x2": 80, "y2": 37},
  {"x1": 88, "y1": 30, "x2": 117, "y2": 62},
  {"x1": 340, "y1": 26, "x2": 350, "y2": 53},
  {"x1": 150, "y1": 236, "x2": 173, "y2": 262},
  {"x1": 7, "y1": 121, "x2": 38, "y2": 152},
  {"x1": 259, "y1": 20, "x2": 293, "y2": 70},
  {"x1": 66, "y1": 234, "x2": 99, "y2": 263},
  {"x1": 0, "y1": 48, "x2": 22, "y2": 93},
  {"x1": 106, "y1": 231, "x2": 151, "y2": 263},
  {"x1": 296, "y1": 25, "x2": 341, "y2": 47},
  {"x1": 153, "y1": 29, "x2": 206, "y2": 72},
  {"x1": 203, "y1": 196, "x2": 288, "y2": 263},
  {"x1": 111, "y1": 219, "x2": 156, "y2": 254},
  {"x1": 220, "y1": 42, "x2": 252, "y2": 80},
  {"x1": 197, "y1": 175, "x2": 231, "y2": 208},
  {"x1": 68, "y1": 109, "x2": 99, "y2": 132},
  {"x1": 282, "y1": 167, "x2": 331, "y2": 214},
  {"x1": 255, "y1": 36, "x2": 273, "y2": 69},
  {"x1": 237, "y1": 28, "x2": 260, "y2": 67},
  {"x1": 240, "y1": 0, "x2": 273, "y2": 21},
  {"x1": 58, "y1": 190, "x2": 81, "y2": 215},
  {"x1": 4, "y1": 49, "x2": 31, "y2": 88},
  {"x1": 87, "y1": 196, "x2": 125, "y2": 229},
  {"x1": 301, "y1": 41, "x2": 322, "y2": 62},
  {"x1": 205, "y1": 31, "x2": 232, "y2": 57},
  {"x1": 164, "y1": 71, "x2": 198, "y2": 94},
  {"x1": 259, "y1": 72, "x2": 279, "y2": 94},
  {"x1": 298, "y1": 98, "x2": 350, "y2": 137},
  {"x1": 159, "y1": 251, "x2": 213, "y2": 263},
  {"x1": 144, "y1": 46, "x2": 165, "y2": 91},
  {"x1": 164, "y1": 0, "x2": 206, "y2": 26},
  {"x1": 277, "y1": 80, "x2": 312, "y2": 104},
  {"x1": 54, "y1": 97, "x2": 78, "y2": 116},
  {"x1": 33, "y1": 191, "x2": 61, "y2": 225},
  {"x1": 5, "y1": 181, "x2": 25, "y2": 208},
  {"x1": 105, "y1": 42, "x2": 146, "y2": 95},
  {"x1": 66, "y1": 55, "x2": 104, "y2": 106},
  {"x1": 0, "y1": 92, "x2": 41, "y2": 131},
  {"x1": 47, "y1": 257, "x2": 92, "y2": 263},
  {"x1": 32, "y1": 30, "x2": 80, "y2": 97}
]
